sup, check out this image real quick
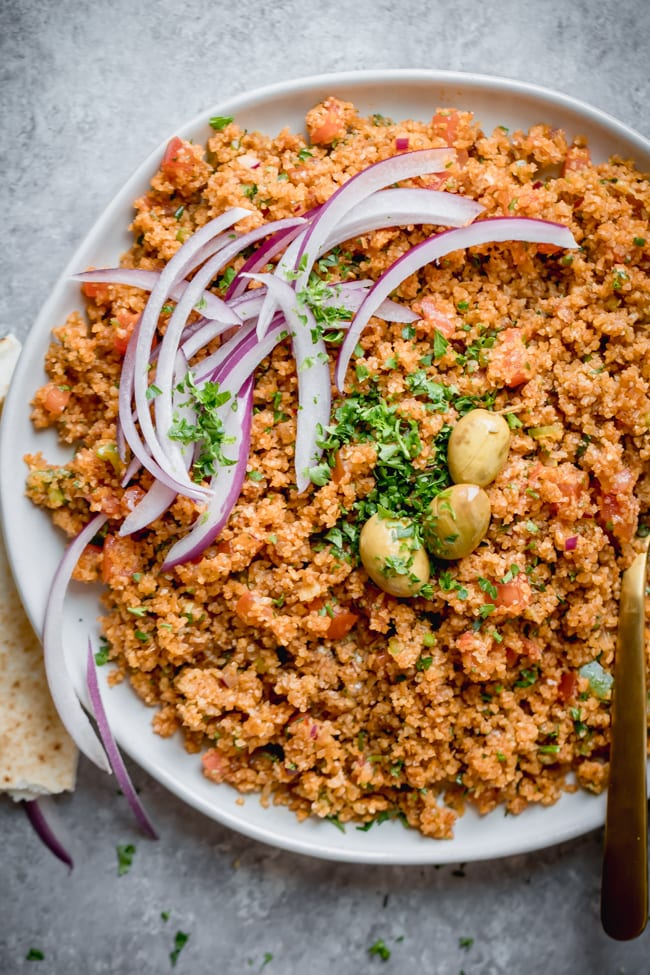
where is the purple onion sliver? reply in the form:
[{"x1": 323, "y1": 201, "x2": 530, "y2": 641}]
[
  {"x1": 226, "y1": 219, "x2": 307, "y2": 299},
  {"x1": 335, "y1": 216, "x2": 578, "y2": 390},
  {"x1": 565, "y1": 536, "x2": 578, "y2": 551},
  {"x1": 72, "y1": 268, "x2": 234, "y2": 321},
  {"x1": 130, "y1": 208, "x2": 251, "y2": 493},
  {"x1": 161, "y1": 379, "x2": 254, "y2": 568},
  {"x1": 42, "y1": 514, "x2": 111, "y2": 772},
  {"x1": 247, "y1": 274, "x2": 330, "y2": 492},
  {"x1": 294, "y1": 148, "x2": 455, "y2": 290},
  {"x1": 23, "y1": 798, "x2": 74, "y2": 869},
  {"x1": 86, "y1": 644, "x2": 158, "y2": 839}
]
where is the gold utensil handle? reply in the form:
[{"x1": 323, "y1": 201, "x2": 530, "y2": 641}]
[{"x1": 601, "y1": 545, "x2": 649, "y2": 940}]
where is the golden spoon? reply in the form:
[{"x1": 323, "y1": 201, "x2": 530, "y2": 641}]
[{"x1": 601, "y1": 538, "x2": 649, "y2": 940}]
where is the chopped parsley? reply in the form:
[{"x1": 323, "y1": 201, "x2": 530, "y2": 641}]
[
  {"x1": 459, "y1": 936, "x2": 474, "y2": 950},
  {"x1": 514, "y1": 666, "x2": 539, "y2": 688},
  {"x1": 368, "y1": 939, "x2": 391, "y2": 961},
  {"x1": 170, "y1": 931, "x2": 190, "y2": 968},
  {"x1": 94, "y1": 638, "x2": 110, "y2": 666},
  {"x1": 209, "y1": 115, "x2": 233, "y2": 130},
  {"x1": 169, "y1": 373, "x2": 235, "y2": 480},
  {"x1": 116, "y1": 843, "x2": 136, "y2": 876},
  {"x1": 25, "y1": 949, "x2": 45, "y2": 961}
]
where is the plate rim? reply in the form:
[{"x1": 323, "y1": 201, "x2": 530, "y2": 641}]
[{"x1": 2, "y1": 67, "x2": 647, "y2": 864}]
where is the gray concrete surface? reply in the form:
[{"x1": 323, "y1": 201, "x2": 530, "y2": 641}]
[{"x1": 2, "y1": 0, "x2": 650, "y2": 972}]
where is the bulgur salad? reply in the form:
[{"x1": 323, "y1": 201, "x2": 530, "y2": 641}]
[{"x1": 25, "y1": 96, "x2": 650, "y2": 840}]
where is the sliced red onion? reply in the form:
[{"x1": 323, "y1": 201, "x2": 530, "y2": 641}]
[
  {"x1": 226, "y1": 220, "x2": 307, "y2": 299},
  {"x1": 86, "y1": 644, "x2": 158, "y2": 838},
  {"x1": 152, "y1": 220, "x2": 309, "y2": 483},
  {"x1": 336, "y1": 216, "x2": 578, "y2": 389},
  {"x1": 237, "y1": 152, "x2": 260, "y2": 169},
  {"x1": 161, "y1": 378, "x2": 254, "y2": 568},
  {"x1": 320, "y1": 280, "x2": 418, "y2": 324},
  {"x1": 565, "y1": 536, "x2": 578, "y2": 551},
  {"x1": 128, "y1": 208, "x2": 251, "y2": 497},
  {"x1": 293, "y1": 147, "x2": 455, "y2": 291},
  {"x1": 72, "y1": 268, "x2": 234, "y2": 322},
  {"x1": 42, "y1": 513, "x2": 111, "y2": 772},
  {"x1": 23, "y1": 798, "x2": 74, "y2": 869},
  {"x1": 119, "y1": 319, "x2": 208, "y2": 501},
  {"x1": 246, "y1": 274, "x2": 330, "y2": 492},
  {"x1": 255, "y1": 181, "x2": 477, "y2": 342},
  {"x1": 327, "y1": 186, "x2": 483, "y2": 244},
  {"x1": 120, "y1": 479, "x2": 176, "y2": 535}
]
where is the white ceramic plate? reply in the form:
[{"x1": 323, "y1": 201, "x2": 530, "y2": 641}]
[{"x1": 2, "y1": 70, "x2": 649, "y2": 864}]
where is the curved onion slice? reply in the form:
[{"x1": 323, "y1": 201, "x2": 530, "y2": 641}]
[
  {"x1": 326, "y1": 186, "x2": 483, "y2": 245},
  {"x1": 336, "y1": 216, "x2": 579, "y2": 389},
  {"x1": 72, "y1": 268, "x2": 235, "y2": 322},
  {"x1": 293, "y1": 148, "x2": 455, "y2": 291},
  {"x1": 245, "y1": 274, "x2": 330, "y2": 491},
  {"x1": 161, "y1": 378, "x2": 254, "y2": 568},
  {"x1": 86, "y1": 644, "x2": 158, "y2": 838},
  {"x1": 42, "y1": 513, "x2": 110, "y2": 772},
  {"x1": 23, "y1": 797, "x2": 74, "y2": 869},
  {"x1": 151, "y1": 219, "x2": 307, "y2": 485},
  {"x1": 127, "y1": 208, "x2": 251, "y2": 497},
  {"x1": 226, "y1": 219, "x2": 307, "y2": 299}
]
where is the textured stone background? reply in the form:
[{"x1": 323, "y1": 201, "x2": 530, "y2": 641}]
[{"x1": 1, "y1": 0, "x2": 650, "y2": 972}]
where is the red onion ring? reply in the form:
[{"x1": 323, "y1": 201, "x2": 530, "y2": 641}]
[
  {"x1": 23, "y1": 797, "x2": 74, "y2": 869},
  {"x1": 161, "y1": 378, "x2": 254, "y2": 568},
  {"x1": 86, "y1": 644, "x2": 158, "y2": 838},
  {"x1": 42, "y1": 513, "x2": 111, "y2": 772},
  {"x1": 335, "y1": 216, "x2": 578, "y2": 389}
]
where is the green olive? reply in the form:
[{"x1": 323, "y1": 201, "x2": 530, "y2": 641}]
[
  {"x1": 447, "y1": 409, "x2": 511, "y2": 487},
  {"x1": 423, "y1": 483, "x2": 491, "y2": 560},
  {"x1": 359, "y1": 513, "x2": 430, "y2": 597}
]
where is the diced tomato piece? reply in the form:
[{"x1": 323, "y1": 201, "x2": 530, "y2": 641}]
[
  {"x1": 494, "y1": 579, "x2": 532, "y2": 615},
  {"x1": 488, "y1": 328, "x2": 533, "y2": 387},
  {"x1": 307, "y1": 98, "x2": 347, "y2": 145},
  {"x1": 81, "y1": 279, "x2": 110, "y2": 302},
  {"x1": 121, "y1": 485, "x2": 147, "y2": 514},
  {"x1": 563, "y1": 145, "x2": 591, "y2": 174},
  {"x1": 234, "y1": 590, "x2": 273, "y2": 626},
  {"x1": 39, "y1": 383, "x2": 70, "y2": 417},
  {"x1": 101, "y1": 534, "x2": 140, "y2": 586},
  {"x1": 599, "y1": 468, "x2": 639, "y2": 543},
  {"x1": 536, "y1": 243, "x2": 563, "y2": 255},
  {"x1": 431, "y1": 110, "x2": 460, "y2": 144},
  {"x1": 327, "y1": 611, "x2": 359, "y2": 640},
  {"x1": 112, "y1": 309, "x2": 139, "y2": 356},
  {"x1": 331, "y1": 450, "x2": 347, "y2": 484},
  {"x1": 202, "y1": 750, "x2": 230, "y2": 782},
  {"x1": 558, "y1": 670, "x2": 578, "y2": 703},
  {"x1": 413, "y1": 297, "x2": 456, "y2": 338},
  {"x1": 161, "y1": 136, "x2": 198, "y2": 181}
]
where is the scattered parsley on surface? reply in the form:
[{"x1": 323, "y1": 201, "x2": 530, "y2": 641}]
[
  {"x1": 116, "y1": 843, "x2": 136, "y2": 876},
  {"x1": 368, "y1": 939, "x2": 391, "y2": 961},
  {"x1": 25, "y1": 949, "x2": 44, "y2": 961},
  {"x1": 169, "y1": 931, "x2": 190, "y2": 968},
  {"x1": 459, "y1": 936, "x2": 474, "y2": 950}
]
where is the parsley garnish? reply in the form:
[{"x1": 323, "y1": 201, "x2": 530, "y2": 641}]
[
  {"x1": 170, "y1": 931, "x2": 190, "y2": 967},
  {"x1": 26, "y1": 949, "x2": 44, "y2": 961},
  {"x1": 169, "y1": 373, "x2": 235, "y2": 479},
  {"x1": 94, "y1": 638, "x2": 110, "y2": 665},
  {"x1": 209, "y1": 115, "x2": 233, "y2": 130},
  {"x1": 368, "y1": 939, "x2": 391, "y2": 961},
  {"x1": 116, "y1": 843, "x2": 136, "y2": 876}
]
